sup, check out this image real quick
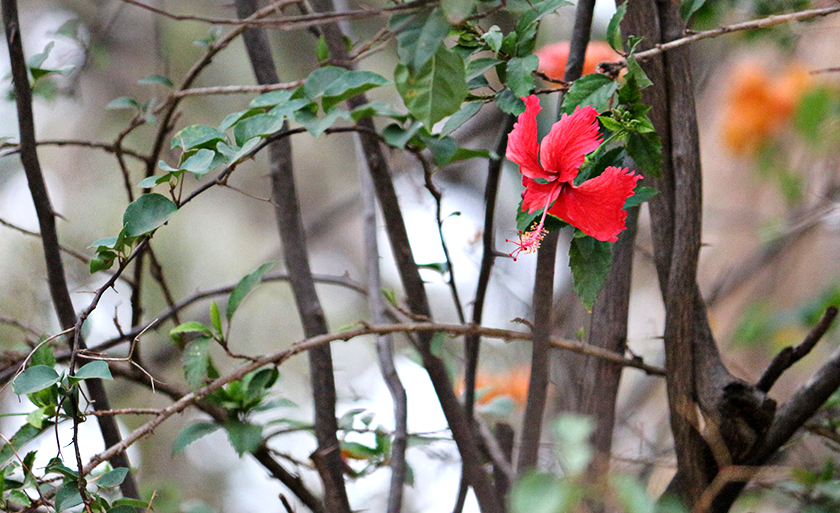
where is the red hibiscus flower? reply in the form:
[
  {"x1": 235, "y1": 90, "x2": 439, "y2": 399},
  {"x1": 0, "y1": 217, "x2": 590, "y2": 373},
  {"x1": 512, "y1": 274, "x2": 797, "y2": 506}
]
[{"x1": 506, "y1": 95, "x2": 641, "y2": 260}]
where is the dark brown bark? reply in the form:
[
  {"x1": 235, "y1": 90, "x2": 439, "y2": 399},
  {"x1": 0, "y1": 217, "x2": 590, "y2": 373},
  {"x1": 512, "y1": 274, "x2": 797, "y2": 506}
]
[
  {"x1": 2, "y1": 0, "x2": 139, "y2": 501},
  {"x1": 234, "y1": 0, "x2": 350, "y2": 511}
]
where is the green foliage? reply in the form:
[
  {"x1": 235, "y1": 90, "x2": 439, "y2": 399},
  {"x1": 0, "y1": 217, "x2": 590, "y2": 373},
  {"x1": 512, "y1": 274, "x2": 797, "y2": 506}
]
[
  {"x1": 123, "y1": 193, "x2": 178, "y2": 237},
  {"x1": 395, "y1": 44, "x2": 468, "y2": 128},
  {"x1": 392, "y1": 8, "x2": 452, "y2": 74},
  {"x1": 569, "y1": 235, "x2": 614, "y2": 311},
  {"x1": 172, "y1": 422, "x2": 220, "y2": 454},
  {"x1": 227, "y1": 262, "x2": 276, "y2": 321},
  {"x1": 607, "y1": 3, "x2": 627, "y2": 52}
]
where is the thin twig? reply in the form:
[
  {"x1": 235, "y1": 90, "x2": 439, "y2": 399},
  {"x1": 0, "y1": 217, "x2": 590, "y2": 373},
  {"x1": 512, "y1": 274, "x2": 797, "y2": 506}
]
[
  {"x1": 757, "y1": 306, "x2": 839, "y2": 393},
  {"x1": 122, "y1": 0, "x2": 434, "y2": 30},
  {"x1": 173, "y1": 81, "x2": 303, "y2": 98},
  {"x1": 628, "y1": 5, "x2": 840, "y2": 63}
]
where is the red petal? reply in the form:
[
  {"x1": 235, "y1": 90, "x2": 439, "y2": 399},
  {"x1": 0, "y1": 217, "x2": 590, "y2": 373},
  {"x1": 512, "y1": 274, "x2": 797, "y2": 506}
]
[
  {"x1": 521, "y1": 177, "x2": 561, "y2": 214},
  {"x1": 539, "y1": 105, "x2": 602, "y2": 184},
  {"x1": 548, "y1": 166, "x2": 641, "y2": 242},
  {"x1": 506, "y1": 95, "x2": 552, "y2": 181}
]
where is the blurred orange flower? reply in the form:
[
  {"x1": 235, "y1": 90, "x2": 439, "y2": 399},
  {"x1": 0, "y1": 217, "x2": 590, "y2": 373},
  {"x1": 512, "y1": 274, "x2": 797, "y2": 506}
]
[
  {"x1": 535, "y1": 40, "x2": 621, "y2": 80},
  {"x1": 721, "y1": 60, "x2": 812, "y2": 155},
  {"x1": 455, "y1": 366, "x2": 530, "y2": 408}
]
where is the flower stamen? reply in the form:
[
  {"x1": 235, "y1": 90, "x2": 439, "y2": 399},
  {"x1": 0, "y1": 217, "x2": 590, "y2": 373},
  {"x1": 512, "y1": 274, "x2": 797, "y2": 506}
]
[{"x1": 506, "y1": 222, "x2": 547, "y2": 261}]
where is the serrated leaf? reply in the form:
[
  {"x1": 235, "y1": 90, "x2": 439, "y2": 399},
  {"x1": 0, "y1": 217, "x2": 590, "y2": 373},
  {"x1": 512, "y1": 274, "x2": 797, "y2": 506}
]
[
  {"x1": 568, "y1": 236, "x2": 614, "y2": 310},
  {"x1": 182, "y1": 338, "x2": 213, "y2": 390},
  {"x1": 561, "y1": 74, "x2": 617, "y2": 114},
  {"x1": 440, "y1": 101, "x2": 482, "y2": 136},
  {"x1": 172, "y1": 422, "x2": 220, "y2": 454},
  {"x1": 112, "y1": 498, "x2": 153, "y2": 509},
  {"x1": 106, "y1": 97, "x2": 139, "y2": 110},
  {"x1": 607, "y1": 3, "x2": 627, "y2": 52},
  {"x1": 7, "y1": 489, "x2": 30, "y2": 506},
  {"x1": 72, "y1": 361, "x2": 113, "y2": 382},
  {"x1": 466, "y1": 57, "x2": 502, "y2": 82},
  {"x1": 224, "y1": 420, "x2": 263, "y2": 456},
  {"x1": 227, "y1": 262, "x2": 276, "y2": 321},
  {"x1": 624, "y1": 185, "x2": 658, "y2": 209},
  {"x1": 97, "y1": 467, "x2": 128, "y2": 488},
  {"x1": 350, "y1": 101, "x2": 407, "y2": 122},
  {"x1": 245, "y1": 368, "x2": 279, "y2": 397},
  {"x1": 625, "y1": 56, "x2": 653, "y2": 89},
  {"x1": 494, "y1": 88, "x2": 526, "y2": 115},
  {"x1": 395, "y1": 44, "x2": 468, "y2": 128},
  {"x1": 138, "y1": 74, "x2": 174, "y2": 87},
  {"x1": 626, "y1": 131, "x2": 662, "y2": 178},
  {"x1": 392, "y1": 8, "x2": 452, "y2": 74},
  {"x1": 210, "y1": 302, "x2": 223, "y2": 334},
  {"x1": 171, "y1": 125, "x2": 228, "y2": 151},
  {"x1": 123, "y1": 193, "x2": 177, "y2": 237},
  {"x1": 506, "y1": 55, "x2": 539, "y2": 98},
  {"x1": 12, "y1": 365, "x2": 60, "y2": 395}
]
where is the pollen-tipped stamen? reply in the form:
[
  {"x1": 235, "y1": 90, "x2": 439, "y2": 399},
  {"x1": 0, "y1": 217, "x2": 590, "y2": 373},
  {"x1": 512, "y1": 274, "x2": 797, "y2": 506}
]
[{"x1": 506, "y1": 222, "x2": 548, "y2": 261}]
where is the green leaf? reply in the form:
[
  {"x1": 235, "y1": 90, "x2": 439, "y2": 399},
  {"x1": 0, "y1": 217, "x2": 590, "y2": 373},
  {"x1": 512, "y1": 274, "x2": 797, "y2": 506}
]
[
  {"x1": 12, "y1": 365, "x2": 60, "y2": 395},
  {"x1": 106, "y1": 97, "x2": 140, "y2": 110},
  {"x1": 224, "y1": 420, "x2": 263, "y2": 457},
  {"x1": 210, "y1": 301, "x2": 223, "y2": 335},
  {"x1": 96, "y1": 467, "x2": 128, "y2": 488},
  {"x1": 440, "y1": 101, "x2": 482, "y2": 136},
  {"x1": 27, "y1": 41, "x2": 53, "y2": 70},
  {"x1": 625, "y1": 56, "x2": 653, "y2": 89},
  {"x1": 350, "y1": 101, "x2": 408, "y2": 122},
  {"x1": 606, "y1": 3, "x2": 627, "y2": 52},
  {"x1": 392, "y1": 8, "x2": 452, "y2": 74},
  {"x1": 181, "y1": 148, "x2": 217, "y2": 175},
  {"x1": 304, "y1": 67, "x2": 389, "y2": 111},
  {"x1": 382, "y1": 121, "x2": 423, "y2": 148},
  {"x1": 341, "y1": 441, "x2": 380, "y2": 459},
  {"x1": 509, "y1": 472, "x2": 581, "y2": 513},
  {"x1": 561, "y1": 74, "x2": 617, "y2": 114},
  {"x1": 250, "y1": 90, "x2": 293, "y2": 108},
  {"x1": 395, "y1": 44, "x2": 468, "y2": 128},
  {"x1": 123, "y1": 193, "x2": 178, "y2": 237},
  {"x1": 294, "y1": 107, "x2": 350, "y2": 138},
  {"x1": 494, "y1": 88, "x2": 526, "y2": 115},
  {"x1": 182, "y1": 338, "x2": 214, "y2": 390},
  {"x1": 315, "y1": 34, "x2": 329, "y2": 62},
  {"x1": 108, "y1": 506, "x2": 141, "y2": 513},
  {"x1": 506, "y1": 56, "x2": 539, "y2": 99},
  {"x1": 552, "y1": 415, "x2": 594, "y2": 475},
  {"x1": 795, "y1": 87, "x2": 832, "y2": 145},
  {"x1": 31, "y1": 342, "x2": 56, "y2": 367},
  {"x1": 568, "y1": 236, "x2": 614, "y2": 310},
  {"x1": 233, "y1": 113, "x2": 285, "y2": 146},
  {"x1": 71, "y1": 361, "x2": 113, "y2": 382},
  {"x1": 624, "y1": 185, "x2": 658, "y2": 209},
  {"x1": 217, "y1": 137, "x2": 261, "y2": 165},
  {"x1": 7, "y1": 489, "x2": 30, "y2": 507},
  {"x1": 172, "y1": 422, "x2": 220, "y2": 454},
  {"x1": 1, "y1": 424, "x2": 47, "y2": 467},
  {"x1": 612, "y1": 474, "x2": 655, "y2": 513},
  {"x1": 626, "y1": 131, "x2": 662, "y2": 178},
  {"x1": 112, "y1": 498, "x2": 153, "y2": 509},
  {"x1": 425, "y1": 135, "x2": 495, "y2": 165},
  {"x1": 245, "y1": 368, "x2": 279, "y2": 397},
  {"x1": 680, "y1": 0, "x2": 708, "y2": 21},
  {"x1": 481, "y1": 26, "x2": 503, "y2": 53},
  {"x1": 55, "y1": 480, "x2": 83, "y2": 511},
  {"x1": 170, "y1": 321, "x2": 214, "y2": 346},
  {"x1": 227, "y1": 262, "x2": 276, "y2": 321},
  {"x1": 172, "y1": 125, "x2": 228, "y2": 151},
  {"x1": 138, "y1": 74, "x2": 174, "y2": 87},
  {"x1": 466, "y1": 57, "x2": 502, "y2": 82}
]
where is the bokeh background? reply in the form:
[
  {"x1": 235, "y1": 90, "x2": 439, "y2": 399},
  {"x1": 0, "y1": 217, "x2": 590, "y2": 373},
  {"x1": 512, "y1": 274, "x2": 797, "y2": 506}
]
[{"x1": 1, "y1": 0, "x2": 840, "y2": 511}]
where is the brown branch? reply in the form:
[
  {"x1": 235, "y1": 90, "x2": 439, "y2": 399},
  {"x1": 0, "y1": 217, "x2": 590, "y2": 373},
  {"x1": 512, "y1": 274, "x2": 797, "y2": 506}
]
[
  {"x1": 173, "y1": 81, "x2": 303, "y2": 98},
  {"x1": 757, "y1": 306, "x2": 839, "y2": 393},
  {"x1": 1, "y1": 0, "x2": 140, "y2": 501},
  {"x1": 122, "y1": 0, "x2": 434, "y2": 31},
  {"x1": 84, "y1": 408, "x2": 163, "y2": 416}
]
